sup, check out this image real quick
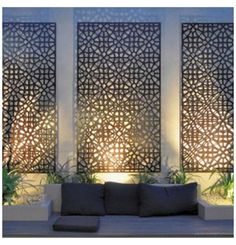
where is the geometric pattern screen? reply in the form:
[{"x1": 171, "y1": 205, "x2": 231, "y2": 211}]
[
  {"x1": 77, "y1": 23, "x2": 161, "y2": 172},
  {"x1": 181, "y1": 23, "x2": 233, "y2": 172},
  {"x1": 2, "y1": 23, "x2": 57, "y2": 173}
]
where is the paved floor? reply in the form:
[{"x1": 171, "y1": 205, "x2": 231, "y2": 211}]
[{"x1": 3, "y1": 213, "x2": 233, "y2": 237}]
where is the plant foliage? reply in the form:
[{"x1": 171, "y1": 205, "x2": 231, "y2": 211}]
[
  {"x1": 42, "y1": 158, "x2": 74, "y2": 184},
  {"x1": 72, "y1": 171, "x2": 99, "y2": 184},
  {"x1": 203, "y1": 172, "x2": 234, "y2": 203},
  {"x1": 166, "y1": 166, "x2": 191, "y2": 184},
  {"x1": 2, "y1": 168, "x2": 21, "y2": 205},
  {"x1": 41, "y1": 156, "x2": 101, "y2": 184},
  {"x1": 131, "y1": 172, "x2": 159, "y2": 184}
]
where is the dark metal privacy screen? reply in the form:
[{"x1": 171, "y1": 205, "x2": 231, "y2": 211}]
[
  {"x1": 2, "y1": 22, "x2": 57, "y2": 173},
  {"x1": 181, "y1": 23, "x2": 233, "y2": 172},
  {"x1": 77, "y1": 23, "x2": 161, "y2": 172}
]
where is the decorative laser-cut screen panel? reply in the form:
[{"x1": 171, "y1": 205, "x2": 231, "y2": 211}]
[
  {"x1": 77, "y1": 22, "x2": 161, "y2": 173},
  {"x1": 181, "y1": 23, "x2": 233, "y2": 172},
  {"x1": 3, "y1": 22, "x2": 57, "y2": 173}
]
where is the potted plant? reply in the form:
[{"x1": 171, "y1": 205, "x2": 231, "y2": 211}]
[
  {"x1": 2, "y1": 168, "x2": 21, "y2": 205},
  {"x1": 199, "y1": 172, "x2": 233, "y2": 220},
  {"x1": 130, "y1": 172, "x2": 159, "y2": 184},
  {"x1": 2, "y1": 167, "x2": 52, "y2": 221},
  {"x1": 166, "y1": 166, "x2": 193, "y2": 184},
  {"x1": 202, "y1": 172, "x2": 234, "y2": 203}
]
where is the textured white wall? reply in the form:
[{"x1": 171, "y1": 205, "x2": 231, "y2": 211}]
[{"x1": 3, "y1": 7, "x2": 233, "y2": 190}]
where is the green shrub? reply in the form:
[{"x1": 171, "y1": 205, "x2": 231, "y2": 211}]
[
  {"x1": 166, "y1": 166, "x2": 191, "y2": 184},
  {"x1": 2, "y1": 168, "x2": 21, "y2": 205},
  {"x1": 72, "y1": 171, "x2": 99, "y2": 184},
  {"x1": 41, "y1": 158, "x2": 74, "y2": 184},
  {"x1": 130, "y1": 172, "x2": 159, "y2": 184},
  {"x1": 203, "y1": 172, "x2": 234, "y2": 203}
]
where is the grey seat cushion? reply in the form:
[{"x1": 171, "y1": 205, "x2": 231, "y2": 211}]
[
  {"x1": 139, "y1": 183, "x2": 198, "y2": 216},
  {"x1": 53, "y1": 216, "x2": 99, "y2": 232},
  {"x1": 104, "y1": 182, "x2": 139, "y2": 215},
  {"x1": 61, "y1": 183, "x2": 105, "y2": 215}
]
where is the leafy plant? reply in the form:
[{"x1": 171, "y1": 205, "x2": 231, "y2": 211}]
[
  {"x1": 203, "y1": 172, "x2": 234, "y2": 203},
  {"x1": 130, "y1": 172, "x2": 159, "y2": 184},
  {"x1": 41, "y1": 158, "x2": 74, "y2": 184},
  {"x1": 72, "y1": 171, "x2": 99, "y2": 184},
  {"x1": 3, "y1": 167, "x2": 41, "y2": 205},
  {"x1": 2, "y1": 168, "x2": 22, "y2": 205},
  {"x1": 166, "y1": 166, "x2": 191, "y2": 184},
  {"x1": 44, "y1": 171, "x2": 68, "y2": 184},
  {"x1": 41, "y1": 156, "x2": 100, "y2": 184}
]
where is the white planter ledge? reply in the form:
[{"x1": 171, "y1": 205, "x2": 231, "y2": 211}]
[
  {"x1": 198, "y1": 199, "x2": 233, "y2": 220},
  {"x1": 3, "y1": 200, "x2": 52, "y2": 221}
]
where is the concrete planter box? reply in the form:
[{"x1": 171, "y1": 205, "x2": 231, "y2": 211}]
[
  {"x1": 44, "y1": 184, "x2": 61, "y2": 212},
  {"x1": 198, "y1": 199, "x2": 233, "y2": 220},
  {"x1": 3, "y1": 200, "x2": 52, "y2": 221}
]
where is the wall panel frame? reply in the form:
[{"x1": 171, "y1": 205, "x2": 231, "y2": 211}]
[
  {"x1": 77, "y1": 22, "x2": 161, "y2": 173},
  {"x1": 181, "y1": 23, "x2": 233, "y2": 172}
]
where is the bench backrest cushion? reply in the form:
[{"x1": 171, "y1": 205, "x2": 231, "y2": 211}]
[
  {"x1": 61, "y1": 183, "x2": 105, "y2": 215},
  {"x1": 104, "y1": 182, "x2": 139, "y2": 215},
  {"x1": 139, "y1": 182, "x2": 198, "y2": 216}
]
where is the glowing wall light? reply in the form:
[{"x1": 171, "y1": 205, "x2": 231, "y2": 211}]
[
  {"x1": 2, "y1": 23, "x2": 56, "y2": 173},
  {"x1": 181, "y1": 23, "x2": 233, "y2": 172},
  {"x1": 77, "y1": 23, "x2": 161, "y2": 173}
]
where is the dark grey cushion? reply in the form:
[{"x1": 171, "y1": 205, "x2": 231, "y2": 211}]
[
  {"x1": 61, "y1": 183, "x2": 105, "y2": 215},
  {"x1": 104, "y1": 182, "x2": 139, "y2": 215},
  {"x1": 139, "y1": 183, "x2": 198, "y2": 217},
  {"x1": 53, "y1": 216, "x2": 99, "y2": 232}
]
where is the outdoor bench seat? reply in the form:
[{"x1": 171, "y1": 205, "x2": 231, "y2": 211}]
[
  {"x1": 3, "y1": 183, "x2": 233, "y2": 237},
  {"x1": 50, "y1": 182, "x2": 198, "y2": 232}
]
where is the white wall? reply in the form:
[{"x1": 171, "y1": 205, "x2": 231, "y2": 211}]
[{"x1": 3, "y1": 7, "x2": 233, "y2": 190}]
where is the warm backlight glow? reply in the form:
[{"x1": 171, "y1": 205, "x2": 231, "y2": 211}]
[
  {"x1": 3, "y1": 95, "x2": 55, "y2": 171},
  {"x1": 97, "y1": 173, "x2": 131, "y2": 183}
]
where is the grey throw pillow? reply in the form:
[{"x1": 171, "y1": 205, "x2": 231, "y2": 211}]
[
  {"x1": 104, "y1": 182, "x2": 139, "y2": 215},
  {"x1": 61, "y1": 183, "x2": 105, "y2": 215}
]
